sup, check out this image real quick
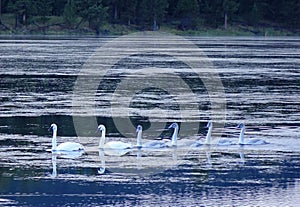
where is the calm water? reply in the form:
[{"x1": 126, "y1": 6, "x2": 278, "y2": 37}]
[{"x1": 0, "y1": 35, "x2": 299, "y2": 206}]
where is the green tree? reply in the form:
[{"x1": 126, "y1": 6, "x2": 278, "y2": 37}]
[
  {"x1": 239, "y1": 0, "x2": 267, "y2": 26},
  {"x1": 222, "y1": 0, "x2": 239, "y2": 29},
  {"x1": 199, "y1": 0, "x2": 223, "y2": 27},
  {"x1": 35, "y1": 0, "x2": 54, "y2": 25},
  {"x1": 7, "y1": 0, "x2": 36, "y2": 28},
  {"x1": 120, "y1": 0, "x2": 137, "y2": 25},
  {"x1": 53, "y1": 0, "x2": 68, "y2": 16},
  {"x1": 74, "y1": 0, "x2": 108, "y2": 34},
  {"x1": 265, "y1": 0, "x2": 300, "y2": 28},
  {"x1": 138, "y1": 0, "x2": 168, "y2": 30},
  {"x1": 175, "y1": 0, "x2": 199, "y2": 30},
  {"x1": 63, "y1": 0, "x2": 77, "y2": 28}
]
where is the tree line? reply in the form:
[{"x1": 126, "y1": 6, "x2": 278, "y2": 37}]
[{"x1": 0, "y1": 0, "x2": 299, "y2": 34}]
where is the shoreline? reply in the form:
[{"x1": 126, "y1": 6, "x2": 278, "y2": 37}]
[{"x1": 0, "y1": 22, "x2": 299, "y2": 37}]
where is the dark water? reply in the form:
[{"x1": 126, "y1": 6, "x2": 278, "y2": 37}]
[{"x1": 0, "y1": 35, "x2": 299, "y2": 206}]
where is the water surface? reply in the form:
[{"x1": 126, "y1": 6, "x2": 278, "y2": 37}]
[{"x1": 0, "y1": 36, "x2": 299, "y2": 206}]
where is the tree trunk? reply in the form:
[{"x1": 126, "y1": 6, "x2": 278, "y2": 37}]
[
  {"x1": 224, "y1": 13, "x2": 228, "y2": 30},
  {"x1": 153, "y1": 18, "x2": 157, "y2": 31},
  {"x1": 0, "y1": 0, "x2": 2, "y2": 22},
  {"x1": 15, "y1": 14, "x2": 18, "y2": 30},
  {"x1": 114, "y1": 5, "x2": 118, "y2": 20}
]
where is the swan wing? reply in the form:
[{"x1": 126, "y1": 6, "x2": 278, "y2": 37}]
[
  {"x1": 143, "y1": 140, "x2": 167, "y2": 149},
  {"x1": 247, "y1": 138, "x2": 268, "y2": 145},
  {"x1": 56, "y1": 142, "x2": 84, "y2": 151},
  {"x1": 190, "y1": 141, "x2": 202, "y2": 147},
  {"x1": 104, "y1": 141, "x2": 132, "y2": 150},
  {"x1": 218, "y1": 139, "x2": 233, "y2": 146}
]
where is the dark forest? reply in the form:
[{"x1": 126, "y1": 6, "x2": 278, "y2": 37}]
[{"x1": 0, "y1": 0, "x2": 299, "y2": 35}]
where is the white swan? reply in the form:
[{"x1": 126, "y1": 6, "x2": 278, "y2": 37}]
[
  {"x1": 135, "y1": 125, "x2": 167, "y2": 149},
  {"x1": 205, "y1": 121, "x2": 233, "y2": 146},
  {"x1": 49, "y1": 123, "x2": 84, "y2": 152},
  {"x1": 167, "y1": 123, "x2": 201, "y2": 147},
  {"x1": 166, "y1": 123, "x2": 179, "y2": 147},
  {"x1": 97, "y1": 124, "x2": 132, "y2": 150},
  {"x1": 238, "y1": 123, "x2": 268, "y2": 145}
]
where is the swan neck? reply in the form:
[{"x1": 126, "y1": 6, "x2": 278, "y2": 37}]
[
  {"x1": 99, "y1": 129, "x2": 106, "y2": 148},
  {"x1": 136, "y1": 131, "x2": 142, "y2": 147},
  {"x1": 171, "y1": 127, "x2": 178, "y2": 146},
  {"x1": 205, "y1": 125, "x2": 212, "y2": 144},
  {"x1": 239, "y1": 127, "x2": 245, "y2": 144},
  {"x1": 51, "y1": 129, "x2": 57, "y2": 151}
]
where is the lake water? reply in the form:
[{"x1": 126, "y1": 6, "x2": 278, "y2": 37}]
[{"x1": 0, "y1": 34, "x2": 299, "y2": 206}]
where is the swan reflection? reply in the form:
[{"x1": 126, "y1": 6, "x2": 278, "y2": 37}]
[
  {"x1": 98, "y1": 150, "x2": 106, "y2": 174},
  {"x1": 50, "y1": 150, "x2": 84, "y2": 178},
  {"x1": 51, "y1": 154, "x2": 57, "y2": 178}
]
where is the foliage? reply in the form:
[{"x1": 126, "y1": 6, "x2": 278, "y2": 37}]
[
  {"x1": 63, "y1": 0, "x2": 77, "y2": 28},
  {"x1": 74, "y1": 0, "x2": 108, "y2": 34},
  {"x1": 1, "y1": 0, "x2": 299, "y2": 34}
]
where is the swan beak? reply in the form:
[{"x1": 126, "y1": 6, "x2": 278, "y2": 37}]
[{"x1": 48, "y1": 126, "x2": 52, "y2": 132}]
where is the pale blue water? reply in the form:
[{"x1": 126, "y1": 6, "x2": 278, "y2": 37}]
[{"x1": 0, "y1": 36, "x2": 299, "y2": 206}]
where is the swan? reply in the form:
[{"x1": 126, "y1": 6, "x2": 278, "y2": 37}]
[
  {"x1": 49, "y1": 123, "x2": 84, "y2": 152},
  {"x1": 135, "y1": 125, "x2": 167, "y2": 149},
  {"x1": 166, "y1": 123, "x2": 179, "y2": 147},
  {"x1": 238, "y1": 123, "x2": 268, "y2": 145},
  {"x1": 205, "y1": 121, "x2": 233, "y2": 146},
  {"x1": 97, "y1": 124, "x2": 132, "y2": 150},
  {"x1": 167, "y1": 123, "x2": 201, "y2": 147}
]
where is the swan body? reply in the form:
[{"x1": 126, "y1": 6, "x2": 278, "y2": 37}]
[
  {"x1": 205, "y1": 121, "x2": 233, "y2": 146},
  {"x1": 135, "y1": 125, "x2": 167, "y2": 149},
  {"x1": 217, "y1": 138, "x2": 234, "y2": 146},
  {"x1": 238, "y1": 123, "x2": 268, "y2": 145},
  {"x1": 167, "y1": 123, "x2": 201, "y2": 147},
  {"x1": 55, "y1": 142, "x2": 84, "y2": 151},
  {"x1": 97, "y1": 124, "x2": 132, "y2": 150},
  {"x1": 145, "y1": 140, "x2": 168, "y2": 148},
  {"x1": 49, "y1": 123, "x2": 84, "y2": 152}
]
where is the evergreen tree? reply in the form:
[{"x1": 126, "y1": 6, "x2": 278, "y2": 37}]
[
  {"x1": 175, "y1": 0, "x2": 199, "y2": 30},
  {"x1": 7, "y1": 0, "x2": 36, "y2": 28},
  {"x1": 120, "y1": 0, "x2": 137, "y2": 25},
  {"x1": 35, "y1": 0, "x2": 54, "y2": 25},
  {"x1": 74, "y1": 0, "x2": 108, "y2": 34},
  {"x1": 138, "y1": 0, "x2": 168, "y2": 30},
  {"x1": 52, "y1": 0, "x2": 68, "y2": 16},
  {"x1": 0, "y1": 0, "x2": 299, "y2": 33},
  {"x1": 222, "y1": 0, "x2": 239, "y2": 29},
  {"x1": 63, "y1": 0, "x2": 77, "y2": 28}
]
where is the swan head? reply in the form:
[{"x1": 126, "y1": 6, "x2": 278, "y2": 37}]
[
  {"x1": 206, "y1": 121, "x2": 212, "y2": 128},
  {"x1": 97, "y1": 124, "x2": 106, "y2": 132},
  {"x1": 168, "y1": 123, "x2": 179, "y2": 129},
  {"x1": 237, "y1": 123, "x2": 245, "y2": 129},
  {"x1": 49, "y1": 123, "x2": 57, "y2": 131},
  {"x1": 136, "y1": 125, "x2": 143, "y2": 133}
]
